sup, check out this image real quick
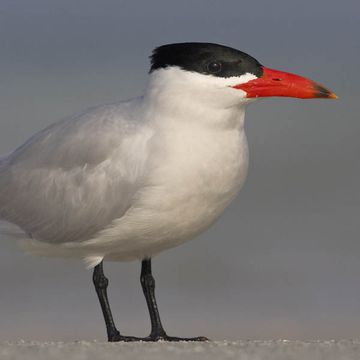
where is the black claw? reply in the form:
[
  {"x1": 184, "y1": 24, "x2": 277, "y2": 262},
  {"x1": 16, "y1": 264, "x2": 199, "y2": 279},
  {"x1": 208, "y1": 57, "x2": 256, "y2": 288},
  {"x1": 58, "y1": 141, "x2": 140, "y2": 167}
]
[
  {"x1": 108, "y1": 330, "x2": 121, "y2": 342},
  {"x1": 109, "y1": 335, "x2": 144, "y2": 342},
  {"x1": 109, "y1": 334, "x2": 209, "y2": 342},
  {"x1": 141, "y1": 334, "x2": 209, "y2": 342}
]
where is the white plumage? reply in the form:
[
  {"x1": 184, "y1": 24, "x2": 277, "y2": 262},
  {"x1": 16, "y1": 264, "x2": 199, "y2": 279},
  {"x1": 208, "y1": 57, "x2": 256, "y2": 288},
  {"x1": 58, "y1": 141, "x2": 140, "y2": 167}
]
[{"x1": 0, "y1": 67, "x2": 252, "y2": 267}]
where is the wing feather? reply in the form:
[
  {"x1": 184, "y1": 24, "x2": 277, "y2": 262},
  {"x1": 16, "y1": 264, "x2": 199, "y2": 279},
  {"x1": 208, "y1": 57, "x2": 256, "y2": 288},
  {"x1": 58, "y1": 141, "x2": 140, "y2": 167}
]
[{"x1": 0, "y1": 100, "x2": 153, "y2": 244}]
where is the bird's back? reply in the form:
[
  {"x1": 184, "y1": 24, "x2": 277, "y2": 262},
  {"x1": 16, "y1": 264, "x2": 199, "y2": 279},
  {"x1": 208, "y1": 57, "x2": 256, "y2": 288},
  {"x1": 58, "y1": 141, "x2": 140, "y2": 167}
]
[{"x1": 0, "y1": 99, "x2": 152, "y2": 244}]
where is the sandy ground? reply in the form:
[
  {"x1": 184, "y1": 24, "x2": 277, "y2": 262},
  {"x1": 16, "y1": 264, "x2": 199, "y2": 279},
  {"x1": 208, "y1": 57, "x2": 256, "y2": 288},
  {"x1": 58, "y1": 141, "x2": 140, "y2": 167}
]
[{"x1": 1, "y1": 340, "x2": 360, "y2": 360}]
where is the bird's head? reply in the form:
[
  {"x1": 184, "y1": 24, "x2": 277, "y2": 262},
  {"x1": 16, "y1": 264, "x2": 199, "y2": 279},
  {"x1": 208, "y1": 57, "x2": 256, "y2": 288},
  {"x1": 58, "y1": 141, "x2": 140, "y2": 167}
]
[{"x1": 149, "y1": 42, "x2": 337, "y2": 109}]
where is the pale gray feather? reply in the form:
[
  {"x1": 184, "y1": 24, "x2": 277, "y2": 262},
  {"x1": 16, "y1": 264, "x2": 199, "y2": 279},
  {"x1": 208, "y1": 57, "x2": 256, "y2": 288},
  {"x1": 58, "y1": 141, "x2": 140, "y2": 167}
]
[{"x1": 0, "y1": 99, "x2": 152, "y2": 244}]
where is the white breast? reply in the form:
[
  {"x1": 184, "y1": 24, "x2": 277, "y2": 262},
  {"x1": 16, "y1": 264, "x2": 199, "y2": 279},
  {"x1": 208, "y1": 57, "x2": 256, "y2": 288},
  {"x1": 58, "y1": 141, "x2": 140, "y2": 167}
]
[
  {"x1": 91, "y1": 110, "x2": 249, "y2": 261},
  {"x1": 145, "y1": 121, "x2": 249, "y2": 236}
]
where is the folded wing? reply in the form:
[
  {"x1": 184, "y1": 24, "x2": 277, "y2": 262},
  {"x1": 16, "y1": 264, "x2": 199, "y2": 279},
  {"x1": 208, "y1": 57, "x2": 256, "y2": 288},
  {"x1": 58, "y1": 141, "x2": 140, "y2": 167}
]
[{"x1": 0, "y1": 100, "x2": 153, "y2": 244}]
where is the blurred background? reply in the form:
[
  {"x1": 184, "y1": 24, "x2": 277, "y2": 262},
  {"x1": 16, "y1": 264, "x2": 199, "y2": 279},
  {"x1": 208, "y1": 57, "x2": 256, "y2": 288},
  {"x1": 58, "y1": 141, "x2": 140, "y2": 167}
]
[{"x1": 0, "y1": 0, "x2": 358, "y2": 341}]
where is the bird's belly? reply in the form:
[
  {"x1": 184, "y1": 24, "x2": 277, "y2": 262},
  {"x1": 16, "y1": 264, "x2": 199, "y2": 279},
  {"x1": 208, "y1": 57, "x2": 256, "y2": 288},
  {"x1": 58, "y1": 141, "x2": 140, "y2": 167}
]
[
  {"x1": 105, "y1": 178, "x2": 246, "y2": 261},
  {"x1": 98, "y1": 128, "x2": 249, "y2": 260}
]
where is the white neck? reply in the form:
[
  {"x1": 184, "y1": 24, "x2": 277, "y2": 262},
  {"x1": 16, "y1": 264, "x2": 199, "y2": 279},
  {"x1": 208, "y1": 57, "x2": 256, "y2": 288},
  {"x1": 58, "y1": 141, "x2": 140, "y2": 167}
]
[{"x1": 142, "y1": 67, "x2": 252, "y2": 131}]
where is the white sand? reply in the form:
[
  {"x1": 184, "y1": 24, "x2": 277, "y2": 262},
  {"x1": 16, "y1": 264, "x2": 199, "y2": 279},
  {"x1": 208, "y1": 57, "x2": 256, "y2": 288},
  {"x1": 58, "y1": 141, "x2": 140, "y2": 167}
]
[{"x1": 1, "y1": 340, "x2": 360, "y2": 360}]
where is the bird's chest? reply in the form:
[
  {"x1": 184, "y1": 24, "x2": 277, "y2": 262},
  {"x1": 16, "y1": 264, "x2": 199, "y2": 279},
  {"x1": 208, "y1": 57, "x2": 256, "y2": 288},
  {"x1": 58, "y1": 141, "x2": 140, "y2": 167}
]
[{"x1": 136, "y1": 125, "x2": 249, "y2": 240}]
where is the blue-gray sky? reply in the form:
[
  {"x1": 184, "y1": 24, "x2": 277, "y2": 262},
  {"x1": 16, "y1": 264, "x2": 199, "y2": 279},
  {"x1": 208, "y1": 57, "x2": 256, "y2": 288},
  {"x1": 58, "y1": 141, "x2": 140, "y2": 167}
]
[{"x1": 0, "y1": 0, "x2": 359, "y2": 340}]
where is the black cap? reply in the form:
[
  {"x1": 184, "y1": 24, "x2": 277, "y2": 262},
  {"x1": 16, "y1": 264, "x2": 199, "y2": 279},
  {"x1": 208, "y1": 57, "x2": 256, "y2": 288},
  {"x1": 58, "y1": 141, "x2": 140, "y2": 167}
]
[{"x1": 150, "y1": 42, "x2": 263, "y2": 78}]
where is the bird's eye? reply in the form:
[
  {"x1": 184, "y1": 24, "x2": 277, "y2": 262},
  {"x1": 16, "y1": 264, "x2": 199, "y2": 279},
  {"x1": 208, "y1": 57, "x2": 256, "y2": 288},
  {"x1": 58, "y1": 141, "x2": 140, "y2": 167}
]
[{"x1": 207, "y1": 61, "x2": 222, "y2": 74}]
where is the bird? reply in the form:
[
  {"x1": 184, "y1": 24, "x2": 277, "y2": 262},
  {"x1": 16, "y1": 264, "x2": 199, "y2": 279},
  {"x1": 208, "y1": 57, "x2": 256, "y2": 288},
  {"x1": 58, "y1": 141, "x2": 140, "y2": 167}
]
[{"x1": 0, "y1": 42, "x2": 336, "y2": 342}]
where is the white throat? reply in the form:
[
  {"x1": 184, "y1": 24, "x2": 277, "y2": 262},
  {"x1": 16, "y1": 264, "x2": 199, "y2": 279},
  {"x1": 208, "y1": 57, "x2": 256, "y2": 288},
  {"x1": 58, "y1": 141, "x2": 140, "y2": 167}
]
[{"x1": 142, "y1": 67, "x2": 254, "y2": 130}]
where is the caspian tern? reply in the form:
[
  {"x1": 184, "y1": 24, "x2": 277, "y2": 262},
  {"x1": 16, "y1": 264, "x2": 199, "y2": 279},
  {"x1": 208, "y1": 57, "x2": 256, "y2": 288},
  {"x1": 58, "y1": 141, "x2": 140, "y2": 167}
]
[{"x1": 0, "y1": 43, "x2": 336, "y2": 341}]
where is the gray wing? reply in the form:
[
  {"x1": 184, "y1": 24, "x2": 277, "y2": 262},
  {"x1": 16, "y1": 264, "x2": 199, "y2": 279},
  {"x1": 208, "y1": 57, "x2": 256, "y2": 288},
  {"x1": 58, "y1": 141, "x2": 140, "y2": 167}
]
[{"x1": 0, "y1": 99, "x2": 153, "y2": 244}]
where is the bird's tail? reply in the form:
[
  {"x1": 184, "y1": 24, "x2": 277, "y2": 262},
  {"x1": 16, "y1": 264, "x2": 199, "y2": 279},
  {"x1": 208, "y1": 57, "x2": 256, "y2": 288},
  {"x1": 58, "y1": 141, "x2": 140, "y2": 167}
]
[
  {"x1": 0, "y1": 155, "x2": 15, "y2": 233},
  {"x1": 0, "y1": 153, "x2": 10, "y2": 175},
  {"x1": 18, "y1": 237, "x2": 103, "y2": 269}
]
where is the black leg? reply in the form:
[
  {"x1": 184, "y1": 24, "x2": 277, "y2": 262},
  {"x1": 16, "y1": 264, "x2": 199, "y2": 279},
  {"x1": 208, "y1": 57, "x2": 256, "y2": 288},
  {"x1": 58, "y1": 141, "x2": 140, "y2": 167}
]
[
  {"x1": 140, "y1": 258, "x2": 208, "y2": 342},
  {"x1": 140, "y1": 258, "x2": 166, "y2": 339},
  {"x1": 93, "y1": 261, "x2": 140, "y2": 342}
]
